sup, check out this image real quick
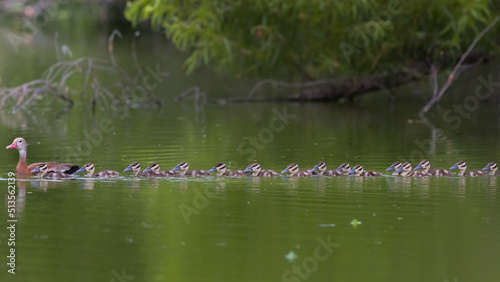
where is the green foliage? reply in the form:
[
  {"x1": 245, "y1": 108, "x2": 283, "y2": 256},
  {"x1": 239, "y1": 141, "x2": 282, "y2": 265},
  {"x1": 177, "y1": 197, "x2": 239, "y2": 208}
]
[{"x1": 125, "y1": 0, "x2": 500, "y2": 79}]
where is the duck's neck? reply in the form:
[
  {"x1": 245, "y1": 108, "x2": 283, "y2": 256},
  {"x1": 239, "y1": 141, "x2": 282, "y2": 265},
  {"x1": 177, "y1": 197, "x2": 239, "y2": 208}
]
[
  {"x1": 422, "y1": 166, "x2": 430, "y2": 173},
  {"x1": 179, "y1": 170, "x2": 187, "y2": 176},
  {"x1": 39, "y1": 170, "x2": 47, "y2": 177},
  {"x1": 133, "y1": 170, "x2": 140, "y2": 177},
  {"x1": 458, "y1": 168, "x2": 466, "y2": 176},
  {"x1": 17, "y1": 148, "x2": 28, "y2": 171},
  {"x1": 87, "y1": 168, "x2": 94, "y2": 177},
  {"x1": 489, "y1": 169, "x2": 497, "y2": 176},
  {"x1": 217, "y1": 170, "x2": 225, "y2": 176}
]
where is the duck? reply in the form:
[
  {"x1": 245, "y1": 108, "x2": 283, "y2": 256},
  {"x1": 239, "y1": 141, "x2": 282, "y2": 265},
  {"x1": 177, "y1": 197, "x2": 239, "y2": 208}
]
[
  {"x1": 386, "y1": 161, "x2": 402, "y2": 175},
  {"x1": 482, "y1": 162, "x2": 500, "y2": 176},
  {"x1": 450, "y1": 161, "x2": 486, "y2": 176},
  {"x1": 281, "y1": 163, "x2": 312, "y2": 177},
  {"x1": 348, "y1": 165, "x2": 382, "y2": 176},
  {"x1": 172, "y1": 161, "x2": 210, "y2": 176},
  {"x1": 142, "y1": 163, "x2": 177, "y2": 177},
  {"x1": 311, "y1": 161, "x2": 342, "y2": 176},
  {"x1": 395, "y1": 162, "x2": 429, "y2": 176},
  {"x1": 208, "y1": 162, "x2": 245, "y2": 176},
  {"x1": 30, "y1": 163, "x2": 74, "y2": 179},
  {"x1": 243, "y1": 163, "x2": 280, "y2": 177},
  {"x1": 336, "y1": 163, "x2": 351, "y2": 176},
  {"x1": 414, "y1": 159, "x2": 453, "y2": 176},
  {"x1": 123, "y1": 162, "x2": 158, "y2": 177},
  {"x1": 6, "y1": 137, "x2": 79, "y2": 176},
  {"x1": 76, "y1": 162, "x2": 119, "y2": 178}
]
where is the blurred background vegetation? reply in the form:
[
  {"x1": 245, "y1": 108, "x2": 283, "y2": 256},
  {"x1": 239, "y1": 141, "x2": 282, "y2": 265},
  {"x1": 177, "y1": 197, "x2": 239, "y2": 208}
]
[
  {"x1": 0, "y1": 0, "x2": 499, "y2": 108},
  {"x1": 125, "y1": 0, "x2": 500, "y2": 95}
]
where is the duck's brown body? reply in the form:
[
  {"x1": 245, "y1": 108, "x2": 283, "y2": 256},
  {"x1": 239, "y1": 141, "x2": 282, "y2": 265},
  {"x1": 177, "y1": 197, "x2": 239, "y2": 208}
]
[{"x1": 7, "y1": 137, "x2": 79, "y2": 176}]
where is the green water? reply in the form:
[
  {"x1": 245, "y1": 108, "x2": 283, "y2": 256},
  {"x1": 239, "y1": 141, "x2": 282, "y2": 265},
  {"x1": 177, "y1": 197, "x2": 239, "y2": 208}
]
[{"x1": 1, "y1": 15, "x2": 500, "y2": 282}]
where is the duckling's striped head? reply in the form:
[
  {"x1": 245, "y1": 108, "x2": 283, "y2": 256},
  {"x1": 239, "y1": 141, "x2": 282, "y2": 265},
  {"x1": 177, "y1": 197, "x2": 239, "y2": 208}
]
[
  {"x1": 172, "y1": 161, "x2": 189, "y2": 172},
  {"x1": 386, "y1": 161, "x2": 402, "y2": 171},
  {"x1": 311, "y1": 161, "x2": 326, "y2": 174},
  {"x1": 482, "y1": 162, "x2": 497, "y2": 172},
  {"x1": 143, "y1": 163, "x2": 160, "y2": 173},
  {"x1": 76, "y1": 162, "x2": 95, "y2": 173},
  {"x1": 31, "y1": 163, "x2": 49, "y2": 175},
  {"x1": 414, "y1": 160, "x2": 430, "y2": 171},
  {"x1": 396, "y1": 162, "x2": 412, "y2": 174},
  {"x1": 209, "y1": 162, "x2": 226, "y2": 175},
  {"x1": 124, "y1": 161, "x2": 141, "y2": 172},
  {"x1": 450, "y1": 161, "x2": 466, "y2": 171},
  {"x1": 282, "y1": 163, "x2": 299, "y2": 176},
  {"x1": 244, "y1": 163, "x2": 261, "y2": 175},
  {"x1": 348, "y1": 165, "x2": 364, "y2": 176},
  {"x1": 336, "y1": 163, "x2": 350, "y2": 174}
]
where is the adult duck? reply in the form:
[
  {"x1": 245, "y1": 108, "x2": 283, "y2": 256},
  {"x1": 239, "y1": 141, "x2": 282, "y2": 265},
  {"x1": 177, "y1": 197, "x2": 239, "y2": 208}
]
[{"x1": 6, "y1": 137, "x2": 79, "y2": 176}]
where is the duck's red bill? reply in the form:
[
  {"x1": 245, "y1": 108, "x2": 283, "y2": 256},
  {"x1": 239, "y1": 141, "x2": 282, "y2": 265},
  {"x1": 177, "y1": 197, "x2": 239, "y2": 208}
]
[{"x1": 6, "y1": 143, "x2": 17, "y2": 149}]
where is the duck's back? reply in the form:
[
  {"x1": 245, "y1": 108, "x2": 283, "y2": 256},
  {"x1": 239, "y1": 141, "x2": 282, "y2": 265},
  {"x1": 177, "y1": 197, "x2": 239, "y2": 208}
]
[
  {"x1": 362, "y1": 170, "x2": 382, "y2": 177},
  {"x1": 225, "y1": 170, "x2": 245, "y2": 176},
  {"x1": 95, "y1": 170, "x2": 119, "y2": 178},
  {"x1": 258, "y1": 169, "x2": 280, "y2": 177},
  {"x1": 187, "y1": 170, "x2": 210, "y2": 176},
  {"x1": 429, "y1": 168, "x2": 453, "y2": 176},
  {"x1": 323, "y1": 170, "x2": 342, "y2": 176}
]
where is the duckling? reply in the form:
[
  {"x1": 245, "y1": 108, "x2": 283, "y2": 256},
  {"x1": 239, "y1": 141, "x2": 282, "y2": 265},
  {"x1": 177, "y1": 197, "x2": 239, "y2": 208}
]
[
  {"x1": 172, "y1": 161, "x2": 210, "y2": 176},
  {"x1": 208, "y1": 162, "x2": 245, "y2": 176},
  {"x1": 243, "y1": 163, "x2": 280, "y2": 177},
  {"x1": 386, "y1": 161, "x2": 402, "y2": 176},
  {"x1": 395, "y1": 162, "x2": 429, "y2": 176},
  {"x1": 348, "y1": 165, "x2": 382, "y2": 176},
  {"x1": 450, "y1": 161, "x2": 486, "y2": 176},
  {"x1": 281, "y1": 163, "x2": 312, "y2": 177},
  {"x1": 311, "y1": 161, "x2": 342, "y2": 176},
  {"x1": 123, "y1": 162, "x2": 156, "y2": 177},
  {"x1": 76, "y1": 162, "x2": 119, "y2": 178},
  {"x1": 336, "y1": 163, "x2": 351, "y2": 176},
  {"x1": 31, "y1": 163, "x2": 73, "y2": 179},
  {"x1": 482, "y1": 162, "x2": 500, "y2": 176},
  {"x1": 142, "y1": 163, "x2": 177, "y2": 177},
  {"x1": 414, "y1": 159, "x2": 453, "y2": 176}
]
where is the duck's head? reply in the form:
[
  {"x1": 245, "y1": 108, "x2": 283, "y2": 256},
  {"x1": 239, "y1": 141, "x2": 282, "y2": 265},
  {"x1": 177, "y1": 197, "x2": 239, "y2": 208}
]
[
  {"x1": 208, "y1": 162, "x2": 226, "y2": 175},
  {"x1": 172, "y1": 161, "x2": 189, "y2": 172},
  {"x1": 282, "y1": 163, "x2": 299, "y2": 176},
  {"x1": 396, "y1": 162, "x2": 412, "y2": 174},
  {"x1": 311, "y1": 161, "x2": 326, "y2": 174},
  {"x1": 31, "y1": 163, "x2": 49, "y2": 176},
  {"x1": 6, "y1": 137, "x2": 27, "y2": 151},
  {"x1": 348, "y1": 165, "x2": 363, "y2": 176},
  {"x1": 414, "y1": 160, "x2": 429, "y2": 170},
  {"x1": 336, "y1": 163, "x2": 350, "y2": 174},
  {"x1": 386, "y1": 161, "x2": 402, "y2": 171},
  {"x1": 244, "y1": 163, "x2": 261, "y2": 176},
  {"x1": 76, "y1": 163, "x2": 95, "y2": 176},
  {"x1": 124, "y1": 162, "x2": 141, "y2": 172},
  {"x1": 482, "y1": 162, "x2": 497, "y2": 172},
  {"x1": 143, "y1": 163, "x2": 160, "y2": 173},
  {"x1": 450, "y1": 161, "x2": 466, "y2": 171}
]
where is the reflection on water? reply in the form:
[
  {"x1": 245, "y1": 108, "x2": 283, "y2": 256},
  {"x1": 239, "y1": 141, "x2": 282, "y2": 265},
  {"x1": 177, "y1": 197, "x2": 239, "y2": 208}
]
[{"x1": 1, "y1": 39, "x2": 500, "y2": 282}]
